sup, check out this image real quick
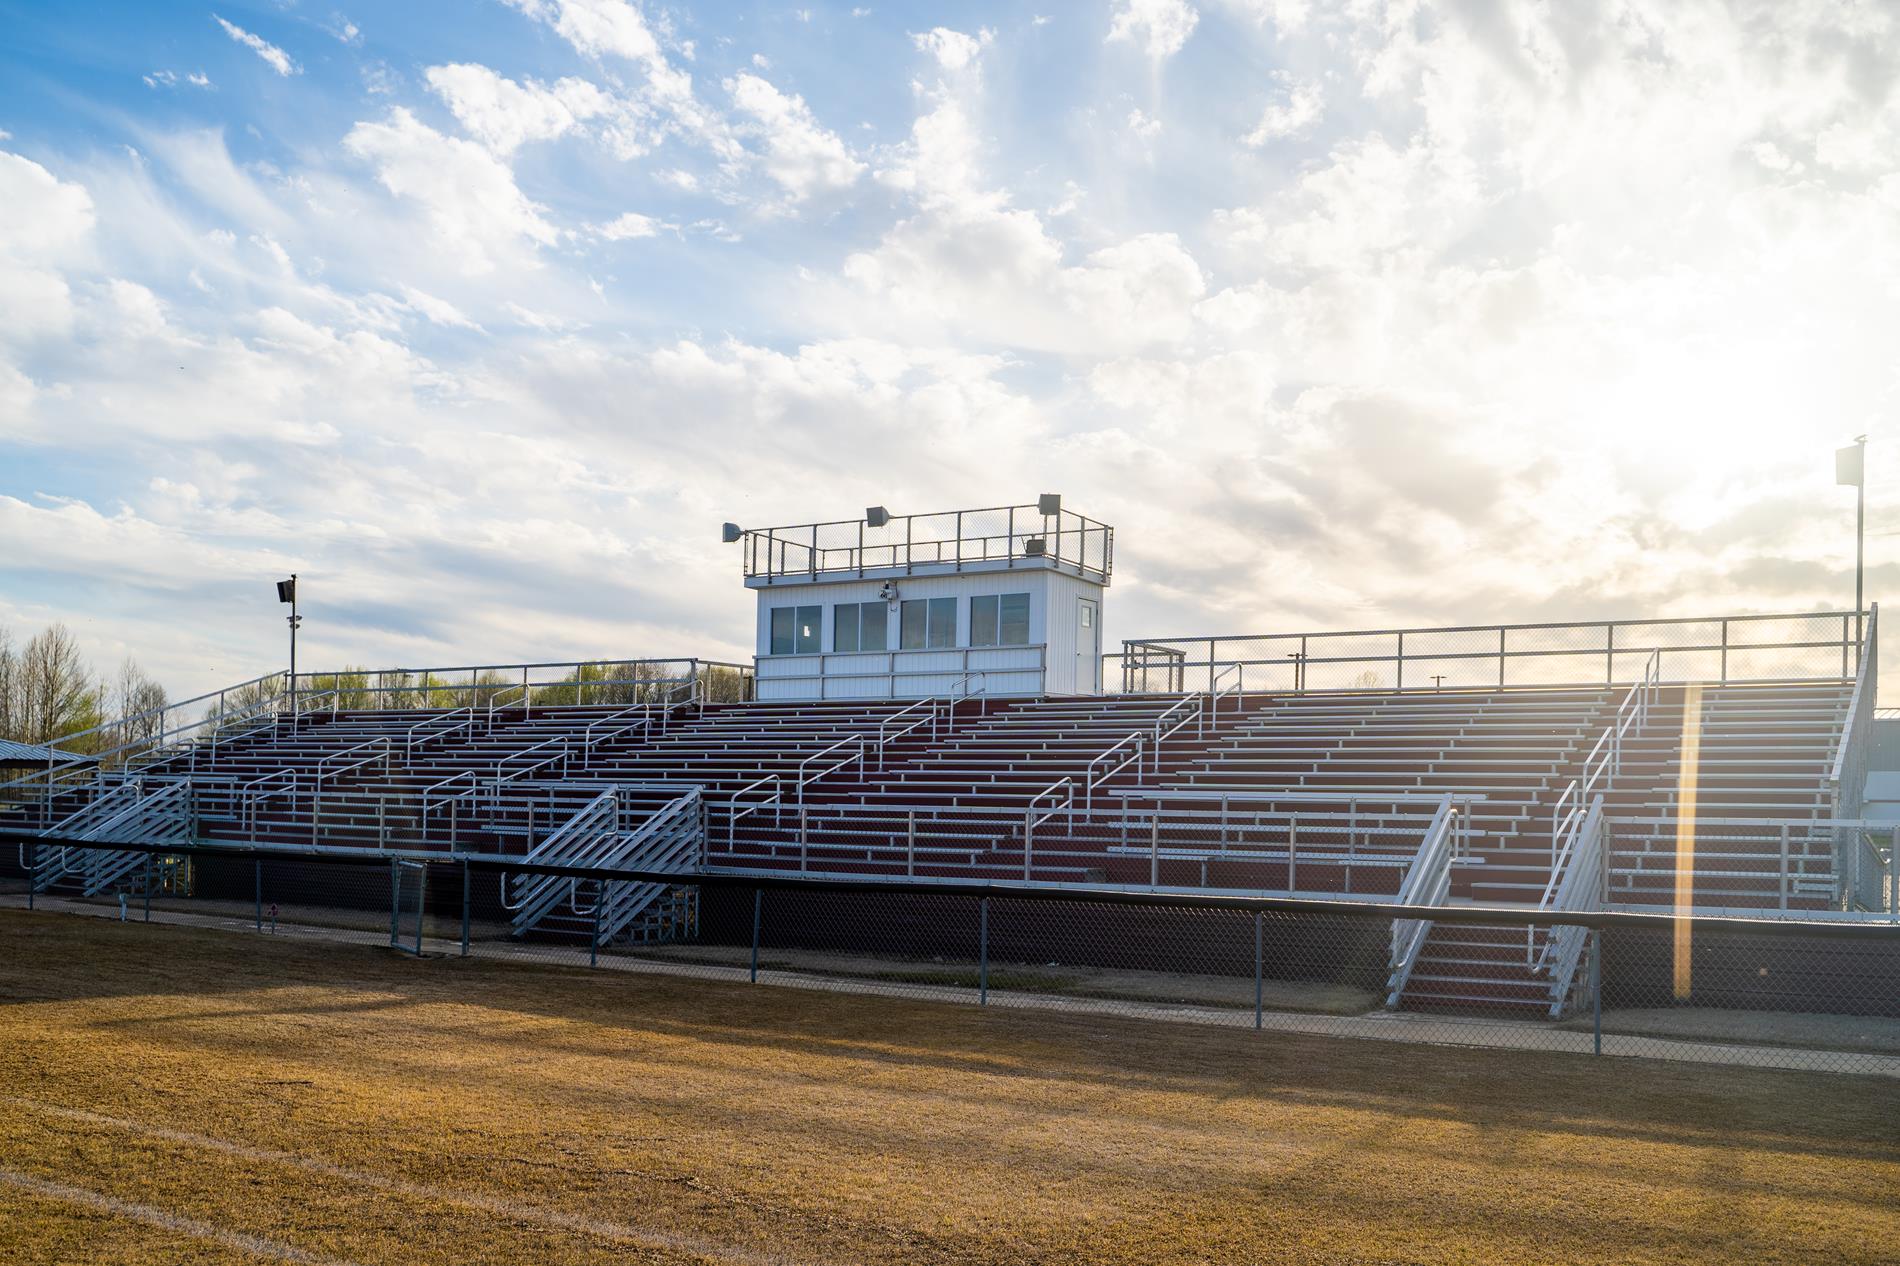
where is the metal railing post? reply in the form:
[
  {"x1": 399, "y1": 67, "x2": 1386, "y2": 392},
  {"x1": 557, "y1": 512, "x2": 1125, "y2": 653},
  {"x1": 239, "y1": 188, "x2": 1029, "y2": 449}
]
[
  {"x1": 978, "y1": 896, "x2": 989, "y2": 1004},
  {"x1": 907, "y1": 812, "x2": 916, "y2": 877},
  {"x1": 750, "y1": 888, "x2": 762, "y2": 982},
  {"x1": 1150, "y1": 813, "x2": 1160, "y2": 887},
  {"x1": 387, "y1": 858, "x2": 398, "y2": 944},
  {"x1": 799, "y1": 809, "x2": 808, "y2": 871},
  {"x1": 460, "y1": 861, "x2": 471, "y2": 957},
  {"x1": 144, "y1": 854, "x2": 154, "y2": 922}
]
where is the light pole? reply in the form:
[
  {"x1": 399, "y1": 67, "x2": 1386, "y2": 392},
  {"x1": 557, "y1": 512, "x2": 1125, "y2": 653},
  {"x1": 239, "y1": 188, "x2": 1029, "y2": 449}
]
[
  {"x1": 1837, "y1": 437, "x2": 1868, "y2": 649},
  {"x1": 277, "y1": 575, "x2": 301, "y2": 718}
]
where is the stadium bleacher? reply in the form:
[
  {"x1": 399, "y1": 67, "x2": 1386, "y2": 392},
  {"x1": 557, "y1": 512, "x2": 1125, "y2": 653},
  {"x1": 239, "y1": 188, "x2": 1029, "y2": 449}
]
[{"x1": 4, "y1": 607, "x2": 1880, "y2": 1020}]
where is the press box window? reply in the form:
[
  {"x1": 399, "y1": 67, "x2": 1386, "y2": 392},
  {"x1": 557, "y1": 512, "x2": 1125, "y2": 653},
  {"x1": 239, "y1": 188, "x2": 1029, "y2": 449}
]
[
  {"x1": 900, "y1": 597, "x2": 957, "y2": 650},
  {"x1": 769, "y1": 605, "x2": 821, "y2": 654},
  {"x1": 833, "y1": 601, "x2": 888, "y2": 652},
  {"x1": 971, "y1": 593, "x2": 1030, "y2": 646}
]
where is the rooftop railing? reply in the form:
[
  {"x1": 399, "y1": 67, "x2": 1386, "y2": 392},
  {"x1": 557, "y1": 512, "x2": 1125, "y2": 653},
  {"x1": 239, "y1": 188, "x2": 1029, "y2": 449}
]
[{"x1": 735, "y1": 503, "x2": 1113, "y2": 583}]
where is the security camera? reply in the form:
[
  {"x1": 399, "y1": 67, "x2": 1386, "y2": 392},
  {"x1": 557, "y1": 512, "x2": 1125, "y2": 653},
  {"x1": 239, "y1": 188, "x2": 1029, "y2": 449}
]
[{"x1": 878, "y1": 581, "x2": 898, "y2": 602}]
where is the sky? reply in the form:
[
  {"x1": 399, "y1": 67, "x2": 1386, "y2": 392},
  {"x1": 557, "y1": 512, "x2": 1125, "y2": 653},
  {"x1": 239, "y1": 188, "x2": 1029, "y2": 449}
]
[{"x1": 2, "y1": 0, "x2": 1897, "y2": 701}]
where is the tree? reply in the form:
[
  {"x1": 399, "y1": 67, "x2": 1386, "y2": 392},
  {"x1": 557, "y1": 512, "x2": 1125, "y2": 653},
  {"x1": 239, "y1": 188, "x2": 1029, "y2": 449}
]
[
  {"x1": 0, "y1": 625, "x2": 16, "y2": 742},
  {"x1": 18, "y1": 624, "x2": 102, "y2": 748},
  {"x1": 112, "y1": 658, "x2": 170, "y2": 753}
]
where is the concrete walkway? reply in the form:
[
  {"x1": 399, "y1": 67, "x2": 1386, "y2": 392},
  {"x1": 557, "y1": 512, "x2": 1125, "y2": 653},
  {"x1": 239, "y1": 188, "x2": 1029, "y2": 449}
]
[{"x1": 6, "y1": 894, "x2": 1895, "y2": 1079}]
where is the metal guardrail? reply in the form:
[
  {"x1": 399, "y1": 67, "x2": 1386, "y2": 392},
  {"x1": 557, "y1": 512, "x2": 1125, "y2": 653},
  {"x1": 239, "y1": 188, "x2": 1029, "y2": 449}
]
[
  {"x1": 736, "y1": 502, "x2": 1113, "y2": 583},
  {"x1": 1114, "y1": 609, "x2": 1868, "y2": 695}
]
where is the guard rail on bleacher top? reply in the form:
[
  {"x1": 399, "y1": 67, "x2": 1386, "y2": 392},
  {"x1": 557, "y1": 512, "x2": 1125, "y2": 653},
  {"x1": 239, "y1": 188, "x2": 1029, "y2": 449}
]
[{"x1": 1112, "y1": 609, "x2": 1870, "y2": 694}]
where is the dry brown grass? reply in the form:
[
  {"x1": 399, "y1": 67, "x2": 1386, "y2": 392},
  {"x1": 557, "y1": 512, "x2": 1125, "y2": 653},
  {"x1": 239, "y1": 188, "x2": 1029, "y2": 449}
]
[{"x1": 0, "y1": 908, "x2": 1895, "y2": 1265}]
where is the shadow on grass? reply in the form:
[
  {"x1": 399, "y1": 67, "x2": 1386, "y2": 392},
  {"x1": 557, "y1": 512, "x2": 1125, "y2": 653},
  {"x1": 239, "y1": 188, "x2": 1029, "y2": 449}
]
[{"x1": 5, "y1": 906, "x2": 1899, "y2": 1173}]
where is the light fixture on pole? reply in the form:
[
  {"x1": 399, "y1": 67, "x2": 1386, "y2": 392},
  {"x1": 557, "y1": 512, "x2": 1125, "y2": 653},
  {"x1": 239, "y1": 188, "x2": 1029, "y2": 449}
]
[
  {"x1": 1837, "y1": 436, "x2": 1868, "y2": 648},
  {"x1": 276, "y1": 574, "x2": 301, "y2": 718}
]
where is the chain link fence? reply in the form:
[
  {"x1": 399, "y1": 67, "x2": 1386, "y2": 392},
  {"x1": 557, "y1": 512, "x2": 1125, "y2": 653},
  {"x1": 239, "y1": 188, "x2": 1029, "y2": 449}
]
[{"x1": 5, "y1": 842, "x2": 1898, "y2": 1079}]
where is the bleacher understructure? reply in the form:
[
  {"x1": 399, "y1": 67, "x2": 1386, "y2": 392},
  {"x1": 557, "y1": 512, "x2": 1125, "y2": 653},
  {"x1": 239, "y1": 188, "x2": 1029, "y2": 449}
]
[{"x1": 5, "y1": 608, "x2": 1890, "y2": 1021}]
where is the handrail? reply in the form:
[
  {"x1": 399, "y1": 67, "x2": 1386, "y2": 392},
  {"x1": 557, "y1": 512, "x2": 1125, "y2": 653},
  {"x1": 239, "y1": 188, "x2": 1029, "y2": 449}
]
[
  {"x1": 36, "y1": 669, "x2": 287, "y2": 760},
  {"x1": 876, "y1": 696, "x2": 939, "y2": 770},
  {"x1": 1209, "y1": 664, "x2": 1244, "y2": 723},
  {"x1": 945, "y1": 673, "x2": 986, "y2": 729},
  {"x1": 1021, "y1": 775, "x2": 1076, "y2": 881},
  {"x1": 239, "y1": 768, "x2": 299, "y2": 839},
  {"x1": 1148, "y1": 694, "x2": 1200, "y2": 774},
  {"x1": 1550, "y1": 647, "x2": 1659, "y2": 847},
  {"x1": 583, "y1": 705, "x2": 657, "y2": 750},
  {"x1": 1830, "y1": 604, "x2": 1876, "y2": 788},
  {"x1": 1026, "y1": 776, "x2": 1073, "y2": 833},
  {"x1": 500, "y1": 787, "x2": 620, "y2": 912},
  {"x1": 795, "y1": 735, "x2": 868, "y2": 813},
  {"x1": 1084, "y1": 732, "x2": 1144, "y2": 810},
  {"x1": 724, "y1": 773, "x2": 783, "y2": 846},
  {"x1": 420, "y1": 770, "x2": 480, "y2": 813},
  {"x1": 405, "y1": 707, "x2": 477, "y2": 758},
  {"x1": 1385, "y1": 795, "x2": 1459, "y2": 1006}
]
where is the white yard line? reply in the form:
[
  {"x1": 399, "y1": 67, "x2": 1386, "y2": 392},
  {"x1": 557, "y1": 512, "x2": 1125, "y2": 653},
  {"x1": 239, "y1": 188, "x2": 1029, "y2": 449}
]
[
  {"x1": 6, "y1": 894, "x2": 1896, "y2": 1079},
  {"x1": 0, "y1": 1165, "x2": 365, "y2": 1266}
]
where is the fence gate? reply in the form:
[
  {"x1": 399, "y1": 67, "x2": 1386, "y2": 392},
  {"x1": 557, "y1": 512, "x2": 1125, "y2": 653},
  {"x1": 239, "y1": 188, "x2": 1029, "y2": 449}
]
[{"x1": 389, "y1": 858, "x2": 426, "y2": 956}]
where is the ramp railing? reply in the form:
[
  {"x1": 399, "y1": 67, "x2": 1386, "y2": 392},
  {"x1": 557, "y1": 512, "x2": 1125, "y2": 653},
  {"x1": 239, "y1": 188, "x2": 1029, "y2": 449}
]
[
  {"x1": 1384, "y1": 795, "x2": 1461, "y2": 1008},
  {"x1": 503, "y1": 786, "x2": 706, "y2": 940}
]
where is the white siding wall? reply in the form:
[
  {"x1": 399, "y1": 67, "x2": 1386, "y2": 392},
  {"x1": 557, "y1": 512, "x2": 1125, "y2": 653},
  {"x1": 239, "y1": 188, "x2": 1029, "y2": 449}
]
[
  {"x1": 751, "y1": 565, "x2": 1105, "y2": 699},
  {"x1": 1041, "y1": 570, "x2": 1107, "y2": 695}
]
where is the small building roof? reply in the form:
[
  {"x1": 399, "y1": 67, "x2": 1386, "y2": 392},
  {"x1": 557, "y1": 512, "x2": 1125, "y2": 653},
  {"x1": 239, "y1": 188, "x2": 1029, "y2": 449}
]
[{"x1": 0, "y1": 738, "x2": 93, "y2": 768}]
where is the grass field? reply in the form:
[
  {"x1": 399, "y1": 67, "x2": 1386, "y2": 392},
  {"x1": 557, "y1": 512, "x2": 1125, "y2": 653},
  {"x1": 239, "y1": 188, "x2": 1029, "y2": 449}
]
[{"x1": 1, "y1": 910, "x2": 1896, "y2": 1264}]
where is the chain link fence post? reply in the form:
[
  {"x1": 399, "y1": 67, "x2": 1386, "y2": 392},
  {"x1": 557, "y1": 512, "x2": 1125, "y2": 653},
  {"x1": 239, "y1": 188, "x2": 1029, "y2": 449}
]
[
  {"x1": 460, "y1": 861, "x2": 471, "y2": 957},
  {"x1": 589, "y1": 883, "x2": 602, "y2": 968},
  {"x1": 1591, "y1": 928, "x2": 1603, "y2": 1057},
  {"x1": 979, "y1": 896, "x2": 989, "y2": 1005},
  {"x1": 1254, "y1": 910, "x2": 1264, "y2": 1031},
  {"x1": 144, "y1": 854, "x2": 154, "y2": 923},
  {"x1": 254, "y1": 859, "x2": 263, "y2": 932},
  {"x1": 750, "y1": 887, "x2": 762, "y2": 983}
]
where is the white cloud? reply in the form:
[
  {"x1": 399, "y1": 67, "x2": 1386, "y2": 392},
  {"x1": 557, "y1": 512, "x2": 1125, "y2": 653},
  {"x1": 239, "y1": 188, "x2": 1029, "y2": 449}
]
[
  {"x1": 912, "y1": 27, "x2": 992, "y2": 73},
  {"x1": 504, "y1": 0, "x2": 661, "y2": 64},
  {"x1": 725, "y1": 73, "x2": 864, "y2": 203},
  {"x1": 592, "y1": 211, "x2": 665, "y2": 239},
  {"x1": 343, "y1": 108, "x2": 559, "y2": 273},
  {"x1": 0, "y1": 151, "x2": 95, "y2": 258},
  {"x1": 1128, "y1": 108, "x2": 1161, "y2": 140},
  {"x1": 1106, "y1": 0, "x2": 1198, "y2": 61},
  {"x1": 399, "y1": 285, "x2": 481, "y2": 330},
  {"x1": 1243, "y1": 78, "x2": 1321, "y2": 144},
  {"x1": 330, "y1": 14, "x2": 362, "y2": 45},
  {"x1": 213, "y1": 15, "x2": 297, "y2": 76},
  {"x1": 424, "y1": 63, "x2": 611, "y2": 155}
]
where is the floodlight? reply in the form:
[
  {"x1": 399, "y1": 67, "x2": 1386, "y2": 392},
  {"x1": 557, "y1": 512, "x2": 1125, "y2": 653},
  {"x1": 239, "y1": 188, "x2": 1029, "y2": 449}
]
[
  {"x1": 866, "y1": 506, "x2": 891, "y2": 528},
  {"x1": 276, "y1": 577, "x2": 296, "y2": 604},
  {"x1": 1024, "y1": 537, "x2": 1047, "y2": 556},
  {"x1": 721, "y1": 522, "x2": 744, "y2": 543},
  {"x1": 1037, "y1": 493, "x2": 1061, "y2": 516}
]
